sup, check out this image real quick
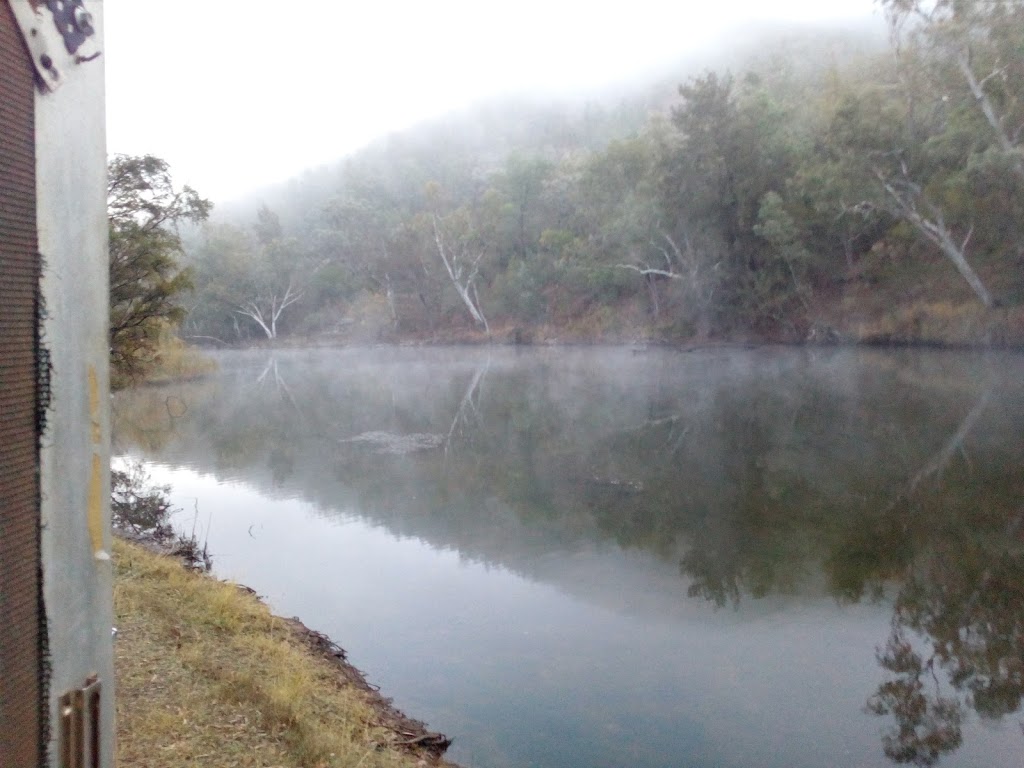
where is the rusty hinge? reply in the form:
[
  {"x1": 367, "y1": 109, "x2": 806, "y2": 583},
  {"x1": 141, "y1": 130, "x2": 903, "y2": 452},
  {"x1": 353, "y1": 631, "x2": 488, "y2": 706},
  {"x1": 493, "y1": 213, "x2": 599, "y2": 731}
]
[
  {"x1": 6, "y1": 0, "x2": 101, "y2": 91},
  {"x1": 59, "y1": 675, "x2": 101, "y2": 768}
]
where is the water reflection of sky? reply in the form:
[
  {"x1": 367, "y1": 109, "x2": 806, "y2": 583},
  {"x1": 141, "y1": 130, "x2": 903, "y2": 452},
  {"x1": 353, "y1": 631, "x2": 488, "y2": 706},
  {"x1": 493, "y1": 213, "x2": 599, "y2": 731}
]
[
  {"x1": 129, "y1": 463, "x2": 990, "y2": 768},
  {"x1": 115, "y1": 348, "x2": 1024, "y2": 768}
]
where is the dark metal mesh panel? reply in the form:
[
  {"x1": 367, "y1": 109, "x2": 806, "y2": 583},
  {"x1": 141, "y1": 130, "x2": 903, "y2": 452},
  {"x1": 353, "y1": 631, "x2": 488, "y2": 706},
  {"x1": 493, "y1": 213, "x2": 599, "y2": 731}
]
[{"x1": 0, "y1": 3, "x2": 44, "y2": 766}]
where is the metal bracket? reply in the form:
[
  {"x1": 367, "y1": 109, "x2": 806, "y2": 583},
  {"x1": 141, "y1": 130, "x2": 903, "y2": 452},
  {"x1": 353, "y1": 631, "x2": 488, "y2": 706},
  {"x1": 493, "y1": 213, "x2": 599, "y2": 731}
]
[
  {"x1": 6, "y1": 0, "x2": 101, "y2": 92},
  {"x1": 59, "y1": 675, "x2": 102, "y2": 768}
]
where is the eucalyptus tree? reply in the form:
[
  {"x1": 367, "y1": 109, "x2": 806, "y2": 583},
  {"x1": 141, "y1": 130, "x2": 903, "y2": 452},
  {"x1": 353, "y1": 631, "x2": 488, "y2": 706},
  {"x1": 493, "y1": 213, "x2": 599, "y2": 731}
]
[
  {"x1": 883, "y1": 0, "x2": 1024, "y2": 180},
  {"x1": 107, "y1": 154, "x2": 211, "y2": 386},
  {"x1": 493, "y1": 153, "x2": 554, "y2": 261},
  {"x1": 230, "y1": 248, "x2": 307, "y2": 339},
  {"x1": 317, "y1": 195, "x2": 404, "y2": 325},
  {"x1": 661, "y1": 71, "x2": 814, "y2": 332},
  {"x1": 428, "y1": 209, "x2": 490, "y2": 333},
  {"x1": 569, "y1": 132, "x2": 699, "y2": 320},
  {"x1": 847, "y1": 0, "x2": 1024, "y2": 308},
  {"x1": 192, "y1": 212, "x2": 319, "y2": 341}
]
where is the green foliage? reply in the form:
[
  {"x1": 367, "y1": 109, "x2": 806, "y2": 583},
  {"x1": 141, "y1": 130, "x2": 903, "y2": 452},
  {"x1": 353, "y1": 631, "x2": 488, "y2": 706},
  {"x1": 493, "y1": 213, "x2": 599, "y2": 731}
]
[
  {"x1": 836, "y1": 0, "x2": 1024, "y2": 307},
  {"x1": 659, "y1": 72, "x2": 795, "y2": 329},
  {"x1": 108, "y1": 154, "x2": 211, "y2": 388},
  {"x1": 752, "y1": 191, "x2": 812, "y2": 323},
  {"x1": 492, "y1": 153, "x2": 554, "y2": 261},
  {"x1": 110, "y1": 461, "x2": 175, "y2": 537},
  {"x1": 190, "y1": 217, "x2": 317, "y2": 340},
  {"x1": 180, "y1": 15, "x2": 1023, "y2": 344},
  {"x1": 489, "y1": 257, "x2": 550, "y2": 323}
]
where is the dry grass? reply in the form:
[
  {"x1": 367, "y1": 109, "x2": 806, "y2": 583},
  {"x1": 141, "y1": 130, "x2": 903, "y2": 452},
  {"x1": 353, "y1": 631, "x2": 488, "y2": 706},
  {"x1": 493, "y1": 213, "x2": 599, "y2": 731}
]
[
  {"x1": 113, "y1": 539, "x2": 442, "y2": 768},
  {"x1": 817, "y1": 242, "x2": 1024, "y2": 348},
  {"x1": 145, "y1": 336, "x2": 218, "y2": 386},
  {"x1": 846, "y1": 299, "x2": 1024, "y2": 347}
]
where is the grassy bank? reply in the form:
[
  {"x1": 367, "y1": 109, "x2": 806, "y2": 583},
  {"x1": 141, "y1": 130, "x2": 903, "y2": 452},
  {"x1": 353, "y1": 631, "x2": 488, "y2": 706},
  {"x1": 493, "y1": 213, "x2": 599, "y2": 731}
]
[
  {"x1": 112, "y1": 334, "x2": 218, "y2": 391},
  {"x1": 113, "y1": 538, "x2": 455, "y2": 768},
  {"x1": 142, "y1": 336, "x2": 218, "y2": 386}
]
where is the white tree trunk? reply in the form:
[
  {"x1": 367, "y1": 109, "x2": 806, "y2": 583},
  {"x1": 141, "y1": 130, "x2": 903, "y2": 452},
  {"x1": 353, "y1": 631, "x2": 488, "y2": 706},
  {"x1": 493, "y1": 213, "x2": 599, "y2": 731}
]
[
  {"x1": 384, "y1": 273, "x2": 397, "y2": 327},
  {"x1": 432, "y1": 215, "x2": 489, "y2": 333},
  {"x1": 877, "y1": 173, "x2": 994, "y2": 308},
  {"x1": 235, "y1": 302, "x2": 275, "y2": 338},
  {"x1": 233, "y1": 281, "x2": 303, "y2": 340},
  {"x1": 956, "y1": 51, "x2": 1024, "y2": 180}
]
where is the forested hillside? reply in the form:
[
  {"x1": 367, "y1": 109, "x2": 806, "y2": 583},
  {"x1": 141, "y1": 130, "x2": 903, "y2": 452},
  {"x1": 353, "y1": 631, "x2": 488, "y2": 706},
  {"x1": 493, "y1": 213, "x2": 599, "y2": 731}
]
[{"x1": 179, "y1": 3, "x2": 1024, "y2": 348}]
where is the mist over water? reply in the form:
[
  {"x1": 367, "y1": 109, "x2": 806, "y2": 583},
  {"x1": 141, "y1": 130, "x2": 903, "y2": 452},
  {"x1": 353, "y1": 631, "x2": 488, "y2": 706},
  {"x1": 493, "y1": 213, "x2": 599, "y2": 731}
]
[{"x1": 114, "y1": 347, "x2": 1024, "y2": 768}]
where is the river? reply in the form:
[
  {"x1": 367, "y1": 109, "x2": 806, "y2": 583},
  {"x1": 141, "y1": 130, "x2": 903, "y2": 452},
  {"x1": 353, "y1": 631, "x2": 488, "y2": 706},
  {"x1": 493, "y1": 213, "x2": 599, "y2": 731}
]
[{"x1": 113, "y1": 346, "x2": 1024, "y2": 768}]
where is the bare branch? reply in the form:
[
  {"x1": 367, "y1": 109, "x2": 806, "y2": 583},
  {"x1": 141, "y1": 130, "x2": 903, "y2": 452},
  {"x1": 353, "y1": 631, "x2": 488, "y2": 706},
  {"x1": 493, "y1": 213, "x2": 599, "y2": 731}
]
[
  {"x1": 431, "y1": 214, "x2": 489, "y2": 333},
  {"x1": 875, "y1": 169, "x2": 993, "y2": 308},
  {"x1": 956, "y1": 49, "x2": 1024, "y2": 179},
  {"x1": 432, "y1": 215, "x2": 461, "y2": 283},
  {"x1": 960, "y1": 224, "x2": 974, "y2": 254},
  {"x1": 615, "y1": 264, "x2": 683, "y2": 279},
  {"x1": 661, "y1": 230, "x2": 685, "y2": 266}
]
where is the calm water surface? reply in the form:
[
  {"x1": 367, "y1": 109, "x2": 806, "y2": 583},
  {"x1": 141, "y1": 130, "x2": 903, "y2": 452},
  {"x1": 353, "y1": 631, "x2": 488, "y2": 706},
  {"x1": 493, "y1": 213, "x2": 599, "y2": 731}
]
[{"x1": 113, "y1": 347, "x2": 1024, "y2": 768}]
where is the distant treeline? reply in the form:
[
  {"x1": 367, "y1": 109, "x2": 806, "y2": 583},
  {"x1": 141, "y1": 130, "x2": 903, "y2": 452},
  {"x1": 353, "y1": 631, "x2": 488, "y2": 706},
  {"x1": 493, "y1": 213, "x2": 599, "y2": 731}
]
[{"x1": 180, "y1": 2, "x2": 1024, "y2": 347}]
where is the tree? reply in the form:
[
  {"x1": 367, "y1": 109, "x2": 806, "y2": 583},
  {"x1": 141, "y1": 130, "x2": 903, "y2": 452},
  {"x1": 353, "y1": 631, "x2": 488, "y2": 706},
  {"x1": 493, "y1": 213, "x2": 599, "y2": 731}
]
[
  {"x1": 856, "y1": 0, "x2": 1024, "y2": 308},
  {"x1": 317, "y1": 195, "x2": 402, "y2": 324},
  {"x1": 430, "y1": 211, "x2": 490, "y2": 333},
  {"x1": 662, "y1": 71, "x2": 812, "y2": 332},
  {"x1": 231, "y1": 258, "x2": 305, "y2": 340},
  {"x1": 231, "y1": 206, "x2": 308, "y2": 339},
  {"x1": 494, "y1": 153, "x2": 554, "y2": 260},
  {"x1": 882, "y1": 0, "x2": 1024, "y2": 179},
  {"x1": 423, "y1": 182, "x2": 490, "y2": 334},
  {"x1": 108, "y1": 154, "x2": 211, "y2": 387},
  {"x1": 191, "y1": 209, "x2": 322, "y2": 341}
]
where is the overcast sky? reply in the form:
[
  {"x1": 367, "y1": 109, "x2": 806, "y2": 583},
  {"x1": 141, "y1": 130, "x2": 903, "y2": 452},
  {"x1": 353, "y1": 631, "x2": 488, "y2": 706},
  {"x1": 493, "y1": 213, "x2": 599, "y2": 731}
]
[{"x1": 102, "y1": 0, "x2": 880, "y2": 202}]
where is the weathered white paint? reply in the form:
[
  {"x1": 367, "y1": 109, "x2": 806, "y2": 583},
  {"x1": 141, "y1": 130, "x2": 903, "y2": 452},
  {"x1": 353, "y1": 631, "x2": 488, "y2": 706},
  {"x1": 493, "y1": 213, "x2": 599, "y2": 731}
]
[{"x1": 34, "y1": 2, "x2": 113, "y2": 765}]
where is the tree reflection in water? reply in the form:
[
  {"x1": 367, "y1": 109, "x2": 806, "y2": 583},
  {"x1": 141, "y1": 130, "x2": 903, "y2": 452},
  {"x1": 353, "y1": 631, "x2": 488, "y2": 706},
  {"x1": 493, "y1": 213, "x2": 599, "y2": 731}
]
[
  {"x1": 112, "y1": 347, "x2": 1024, "y2": 766},
  {"x1": 864, "y1": 508, "x2": 1024, "y2": 765},
  {"x1": 674, "y1": 384, "x2": 1024, "y2": 766}
]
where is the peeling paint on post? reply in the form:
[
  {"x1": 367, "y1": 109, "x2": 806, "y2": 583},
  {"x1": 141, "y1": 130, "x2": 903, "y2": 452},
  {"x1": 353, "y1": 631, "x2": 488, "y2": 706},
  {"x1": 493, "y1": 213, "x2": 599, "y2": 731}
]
[
  {"x1": 87, "y1": 453, "x2": 105, "y2": 556},
  {"x1": 89, "y1": 365, "x2": 102, "y2": 445}
]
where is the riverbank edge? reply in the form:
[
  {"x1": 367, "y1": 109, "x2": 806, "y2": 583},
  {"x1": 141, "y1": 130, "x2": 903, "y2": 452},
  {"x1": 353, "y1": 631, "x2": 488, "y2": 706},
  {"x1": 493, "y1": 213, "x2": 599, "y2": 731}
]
[
  {"x1": 186, "y1": 306, "x2": 1024, "y2": 352},
  {"x1": 181, "y1": 335, "x2": 1024, "y2": 361},
  {"x1": 113, "y1": 530, "x2": 459, "y2": 767}
]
